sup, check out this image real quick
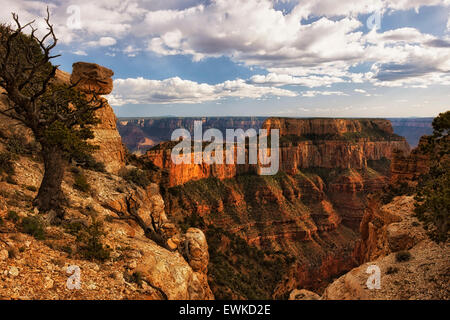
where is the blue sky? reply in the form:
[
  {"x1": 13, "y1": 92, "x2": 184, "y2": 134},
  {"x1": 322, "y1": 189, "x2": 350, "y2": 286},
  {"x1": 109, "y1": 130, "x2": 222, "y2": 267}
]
[{"x1": 2, "y1": 0, "x2": 450, "y2": 117}]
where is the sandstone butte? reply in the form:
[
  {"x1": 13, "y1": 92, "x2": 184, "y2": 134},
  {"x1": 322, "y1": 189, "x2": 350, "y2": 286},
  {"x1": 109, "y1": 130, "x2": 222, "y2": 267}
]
[{"x1": 0, "y1": 62, "x2": 213, "y2": 300}]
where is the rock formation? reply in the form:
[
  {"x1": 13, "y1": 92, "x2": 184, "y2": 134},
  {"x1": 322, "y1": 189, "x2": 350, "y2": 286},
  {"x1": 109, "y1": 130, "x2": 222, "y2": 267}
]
[
  {"x1": 142, "y1": 117, "x2": 412, "y2": 298},
  {"x1": 118, "y1": 117, "x2": 267, "y2": 153},
  {"x1": 0, "y1": 62, "x2": 213, "y2": 300},
  {"x1": 390, "y1": 137, "x2": 429, "y2": 185},
  {"x1": 69, "y1": 62, "x2": 125, "y2": 174},
  {"x1": 321, "y1": 196, "x2": 449, "y2": 300}
]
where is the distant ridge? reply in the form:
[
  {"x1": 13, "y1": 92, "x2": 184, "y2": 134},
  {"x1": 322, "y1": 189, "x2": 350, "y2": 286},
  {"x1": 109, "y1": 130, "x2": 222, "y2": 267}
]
[{"x1": 117, "y1": 117, "x2": 433, "y2": 152}]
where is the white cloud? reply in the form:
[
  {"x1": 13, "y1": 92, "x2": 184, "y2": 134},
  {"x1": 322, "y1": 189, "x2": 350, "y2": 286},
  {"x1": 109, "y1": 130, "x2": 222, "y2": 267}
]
[
  {"x1": 3, "y1": 0, "x2": 450, "y2": 91},
  {"x1": 108, "y1": 76, "x2": 298, "y2": 105},
  {"x1": 354, "y1": 89, "x2": 367, "y2": 93},
  {"x1": 73, "y1": 50, "x2": 88, "y2": 56},
  {"x1": 301, "y1": 90, "x2": 348, "y2": 97},
  {"x1": 87, "y1": 36, "x2": 117, "y2": 47},
  {"x1": 248, "y1": 73, "x2": 346, "y2": 87}
]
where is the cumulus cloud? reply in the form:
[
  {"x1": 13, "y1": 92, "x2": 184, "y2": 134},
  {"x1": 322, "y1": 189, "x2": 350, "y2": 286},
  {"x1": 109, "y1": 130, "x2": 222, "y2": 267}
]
[
  {"x1": 107, "y1": 76, "x2": 298, "y2": 105},
  {"x1": 87, "y1": 37, "x2": 117, "y2": 47},
  {"x1": 3, "y1": 0, "x2": 450, "y2": 93}
]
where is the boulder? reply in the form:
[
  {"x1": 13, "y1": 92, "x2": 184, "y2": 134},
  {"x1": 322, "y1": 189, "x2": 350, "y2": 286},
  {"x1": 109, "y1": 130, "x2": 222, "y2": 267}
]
[{"x1": 70, "y1": 62, "x2": 114, "y2": 95}]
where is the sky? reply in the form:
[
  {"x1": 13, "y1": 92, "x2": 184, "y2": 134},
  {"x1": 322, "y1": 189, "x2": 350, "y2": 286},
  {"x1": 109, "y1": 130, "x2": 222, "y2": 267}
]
[{"x1": 1, "y1": 0, "x2": 450, "y2": 118}]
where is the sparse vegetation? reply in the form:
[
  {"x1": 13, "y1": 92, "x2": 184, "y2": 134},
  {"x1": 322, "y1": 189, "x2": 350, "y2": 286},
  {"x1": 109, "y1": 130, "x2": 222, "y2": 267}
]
[
  {"x1": 73, "y1": 171, "x2": 91, "y2": 193},
  {"x1": 120, "y1": 168, "x2": 151, "y2": 188},
  {"x1": 20, "y1": 216, "x2": 46, "y2": 240},
  {"x1": 386, "y1": 266, "x2": 399, "y2": 274},
  {"x1": 0, "y1": 152, "x2": 15, "y2": 176},
  {"x1": 380, "y1": 182, "x2": 415, "y2": 205},
  {"x1": 414, "y1": 111, "x2": 449, "y2": 242},
  {"x1": 124, "y1": 271, "x2": 144, "y2": 287},
  {"x1": 205, "y1": 226, "x2": 293, "y2": 300},
  {"x1": 6, "y1": 210, "x2": 20, "y2": 223},
  {"x1": 76, "y1": 219, "x2": 111, "y2": 262},
  {"x1": 0, "y1": 14, "x2": 105, "y2": 213},
  {"x1": 395, "y1": 250, "x2": 412, "y2": 262}
]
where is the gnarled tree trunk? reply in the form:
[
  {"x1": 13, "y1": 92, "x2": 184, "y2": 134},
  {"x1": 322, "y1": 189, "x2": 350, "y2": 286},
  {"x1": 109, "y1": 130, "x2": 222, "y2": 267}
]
[{"x1": 35, "y1": 143, "x2": 67, "y2": 214}]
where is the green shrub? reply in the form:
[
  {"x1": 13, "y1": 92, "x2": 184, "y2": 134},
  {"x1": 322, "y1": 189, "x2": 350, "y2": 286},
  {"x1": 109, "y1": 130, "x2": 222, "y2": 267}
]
[
  {"x1": 6, "y1": 210, "x2": 20, "y2": 223},
  {"x1": 6, "y1": 135, "x2": 28, "y2": 154},
  {"x1": 386, "y1": 266, "x2": 399, "y2": 274},
  {"x1": 395, "y1": 250, "x2": 412, "y2": 262},
  {"x1": 124, "y1": 271, "x2": 144, "y2": 287},
  {"x1": 73, "y1": 172, "x2": 91, "y2": 193},
  {"x1": 0, "y1": 152, "x2": 15, "y2": 176},
  {"x1": 77, "y1": 220, "x2": 111, "y2": 262},
  {"x1": 414, "y1": 111, "x2": 449, "y2": 242},
  {"x1": 121, "y1": 168, "x2": 150, "y2": 188},
  {"x1": 73, "y1": 153, "x2": 106, "y2": 173},
  {"x1": 381, "y1": 182, "x2": 415, "y2": 205},
  {"x1": 20, "y1": 216, "x2": 46, "y2": 240}
]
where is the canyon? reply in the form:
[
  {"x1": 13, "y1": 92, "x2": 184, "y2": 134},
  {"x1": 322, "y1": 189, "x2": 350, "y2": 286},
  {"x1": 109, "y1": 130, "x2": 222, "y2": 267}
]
[
  {"x1": 140, "y1": 117, "x2": 413, "y2": 298},
  {"x1": 117, "y1": 117, "x2": 431, "y2": 153},
  {"x1": 0, "y1": 61, "x2": 445, "y2": 300}
]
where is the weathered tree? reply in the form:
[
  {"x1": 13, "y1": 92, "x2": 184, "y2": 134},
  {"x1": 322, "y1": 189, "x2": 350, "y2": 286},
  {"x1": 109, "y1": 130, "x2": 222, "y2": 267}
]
[{"x1": 0, "y1": 11, "x2": 104, "y2": 214}]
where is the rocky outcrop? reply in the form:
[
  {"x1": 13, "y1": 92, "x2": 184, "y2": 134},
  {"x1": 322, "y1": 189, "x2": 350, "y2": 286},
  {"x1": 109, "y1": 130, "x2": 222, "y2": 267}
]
[
  {"x1": 71, "y1": 62, "x2": 114, "y2": 95},
  {"x1": 69, "y1": 62, "x2": 125, "y2": 174},
  {"x1": 146, "y1": 118, "x2": 412, "y2": 298},
  {"x1": 390, "y1": 138, "x2": 429, "y2": 185},
  {"x1": 0, "y1": 63, "x2": 212, "y2": 300},
  {"x1": 263, "y1": 118, "x2": 395, "y2": 136},
  {"x1": 0, "y1": 150, "x2": 213, "y2": 299},
  {"x1": 263, "y1": 118, "x2": 410, "y2": 175},
  {"x1": 146, "y1": 118, "x2": 410, "y2": 187},
  {"x1": 354, "y1": 196, "x2": 427, "y2": 264},
  {"x1": 289, "y1": 289, "x2": 320, "y2": 300},
  {"x1": 321, "y1": 196, "x2": 449, "y2": 300},
  {"x1": 322, "y1": 239, "x2": 449, "y2": 300}
]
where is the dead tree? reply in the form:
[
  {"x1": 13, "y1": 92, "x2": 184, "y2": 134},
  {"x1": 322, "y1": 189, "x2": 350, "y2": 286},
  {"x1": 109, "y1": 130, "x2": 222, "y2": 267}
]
[{"x1": 0, "y1": 10, "x2": 104, "y2": 214}]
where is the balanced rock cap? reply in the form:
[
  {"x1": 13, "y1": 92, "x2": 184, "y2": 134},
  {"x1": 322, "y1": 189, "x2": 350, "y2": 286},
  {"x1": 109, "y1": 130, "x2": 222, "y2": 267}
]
[{"x1": 70, "y1": 62, "x2": 114, "y2": 95}]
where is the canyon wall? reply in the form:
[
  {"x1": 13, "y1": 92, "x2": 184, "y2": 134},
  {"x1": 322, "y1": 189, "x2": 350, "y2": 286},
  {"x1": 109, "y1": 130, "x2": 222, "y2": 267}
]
[
  {"x1": 118, "y1": 117, "x2": 266, "y2": 153},
  {"x1": 142, "y1": 117, "x2": 411, "y2": 299},
  {"x1": 118, "y1": 116, "x2": 427, "y2": 154}
]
